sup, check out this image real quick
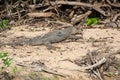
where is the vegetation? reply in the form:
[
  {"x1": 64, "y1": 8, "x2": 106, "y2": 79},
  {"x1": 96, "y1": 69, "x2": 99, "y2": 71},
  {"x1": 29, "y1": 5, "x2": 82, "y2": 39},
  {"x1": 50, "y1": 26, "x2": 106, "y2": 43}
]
[
  {"x1": 86, "y1": 18, "x2": 98, "y2": 26},
  {"x1": 0, "y1": 52, "x2": 13, "y2": 69},
  {"x1": 0, "y1": 20, "x2": 10, "y2": 31}
]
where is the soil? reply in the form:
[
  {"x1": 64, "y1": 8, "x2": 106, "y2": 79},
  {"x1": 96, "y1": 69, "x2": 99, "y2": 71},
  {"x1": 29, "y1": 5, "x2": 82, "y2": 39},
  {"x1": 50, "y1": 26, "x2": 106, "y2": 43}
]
[{"x1": 0, "y1": 24, "x2": 120, "y2": 80}]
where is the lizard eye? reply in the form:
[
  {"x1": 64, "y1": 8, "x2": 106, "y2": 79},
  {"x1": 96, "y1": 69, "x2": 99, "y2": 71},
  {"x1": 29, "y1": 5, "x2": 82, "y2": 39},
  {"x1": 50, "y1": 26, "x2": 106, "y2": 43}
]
[{"x1": 57, "y1": 32, "x2": 62, "y2": 36}]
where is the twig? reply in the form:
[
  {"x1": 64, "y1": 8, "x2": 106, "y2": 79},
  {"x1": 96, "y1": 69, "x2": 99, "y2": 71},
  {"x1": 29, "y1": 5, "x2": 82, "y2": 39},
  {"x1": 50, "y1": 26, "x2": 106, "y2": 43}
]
[
  {"x1": 41, "y1": 67, "x2": 66, "y2": 77},
  {"x1": 16, "y1": 62, "x2": 66, "y2": 77},
  {"x1": 49, "y1": 20, "x2": 73, "y2": 26},
  {"x1": 92, "y1": 69, "x2": 103, "y2": 80}
]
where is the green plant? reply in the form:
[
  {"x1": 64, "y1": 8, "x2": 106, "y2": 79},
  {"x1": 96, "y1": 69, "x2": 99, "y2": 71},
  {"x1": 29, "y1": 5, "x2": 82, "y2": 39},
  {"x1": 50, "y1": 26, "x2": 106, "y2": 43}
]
[
  {"x1": 13, "y1": 66, "x2": 17, "y2": 73},
  {"x1": 0, "y1": 20, "x2": 10, "y2": 30},
  {"x1": 86, "y1": 18, "x2": 98, "y2": 26},
  {"x1": 0, "y1": 52, "x2": 13, "y2": 68}
]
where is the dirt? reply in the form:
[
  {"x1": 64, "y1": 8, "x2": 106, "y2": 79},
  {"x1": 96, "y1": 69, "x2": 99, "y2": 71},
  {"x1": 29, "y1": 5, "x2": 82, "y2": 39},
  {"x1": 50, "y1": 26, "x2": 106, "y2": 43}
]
[{"x1": 0, "y1": 25, "x2": 120, "y2": 80}]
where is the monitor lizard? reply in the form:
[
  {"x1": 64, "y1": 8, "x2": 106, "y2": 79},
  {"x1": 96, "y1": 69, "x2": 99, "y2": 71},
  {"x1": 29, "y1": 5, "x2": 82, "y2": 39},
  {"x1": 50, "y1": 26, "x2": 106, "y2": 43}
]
[{"x1": 1, "y1": 26, "x2": 82, "y2": 49}]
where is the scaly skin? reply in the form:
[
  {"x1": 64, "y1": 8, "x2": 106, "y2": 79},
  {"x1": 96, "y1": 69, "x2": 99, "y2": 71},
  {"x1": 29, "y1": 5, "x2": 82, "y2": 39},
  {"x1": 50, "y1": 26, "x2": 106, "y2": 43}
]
[{"x1": 5, "y1": 26, "x2": 82, "y2": 49}]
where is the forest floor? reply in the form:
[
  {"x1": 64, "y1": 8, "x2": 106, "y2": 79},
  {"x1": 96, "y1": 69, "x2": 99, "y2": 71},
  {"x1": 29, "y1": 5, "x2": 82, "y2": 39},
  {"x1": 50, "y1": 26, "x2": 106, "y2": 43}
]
[{"x1": 0, "y1": 24, "x2": 120, "y2": 80}]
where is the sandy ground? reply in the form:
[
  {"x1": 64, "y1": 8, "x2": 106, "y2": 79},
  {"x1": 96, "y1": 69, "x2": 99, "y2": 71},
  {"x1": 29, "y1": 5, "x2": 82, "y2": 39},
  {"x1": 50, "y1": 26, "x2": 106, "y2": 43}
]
[{"x1": 0, "y1": 25, "x2": 120, "y2": 80}]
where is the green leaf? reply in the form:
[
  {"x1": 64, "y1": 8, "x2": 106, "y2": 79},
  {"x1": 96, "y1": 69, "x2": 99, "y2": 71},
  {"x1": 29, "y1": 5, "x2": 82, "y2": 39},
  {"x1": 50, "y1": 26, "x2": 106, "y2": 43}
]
[
  {"x1": 0, "y1": 19, "x2": 9, "y2": 29},
  {"x1": 3, "y1": 57, "x2": 13, "y2": 67},
  {"x1": 86, "y1": 18, "x2": 98, "y2": 26},
  {"x1": 0, "y1": 52, "x2": 8, "y2": 58}
]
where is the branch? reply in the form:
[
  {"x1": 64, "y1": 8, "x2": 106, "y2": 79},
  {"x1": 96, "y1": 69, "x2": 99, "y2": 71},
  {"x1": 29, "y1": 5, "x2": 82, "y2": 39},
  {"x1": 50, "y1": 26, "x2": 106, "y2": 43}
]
[
  {"x1": 58, "y1": 57, "x2": 106, "y2": 71},
  {"x1": 106, "y1": 0, "x2": 120, "y2": 7},
  {"x1": 71, "y1": 11, "x2": 92, "y2": 25},
  {"x1": 27, "y1": 12, "x2": 54, "y2": 18},
  {"x1": 50, "y1": 1, "x2": 92, "y2": 7},
  {"x1": 50, "y1": 1, "x2": 111, "y2": 16},
  {"x1": 112, "y1": 13, "x2": 120, "y2": 22}
]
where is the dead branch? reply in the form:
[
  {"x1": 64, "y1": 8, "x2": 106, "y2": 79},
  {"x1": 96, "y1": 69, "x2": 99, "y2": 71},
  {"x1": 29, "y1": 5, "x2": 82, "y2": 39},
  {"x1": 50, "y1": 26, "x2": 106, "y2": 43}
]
[
  {"x1": 92, "y1": 3, "x2": 111, "y2": 16},
  {"x1": 112, "y1": 13, "x2": 120, "y2": 22},
  {"x1": 58, "y1": 57, "x2": 106, "y2": 71},
  {"x1": 106, "y1": 0, "x2": 120, "y2": 7},
  {"x1": 83, "y1": 58, "x2": 106, "y2": 70},
  {"x1": 50, "y1": 1, "x2": 111, "y2": 16},
  {"x1": 50, "y1": 1, "x2": 92, "y2": 7},
  {"x1": 71, "y1": 11, "x2": 92, "y2": 25},
  {"x1": 27, "y1": 12, "x2": 54, "y2": 18}
]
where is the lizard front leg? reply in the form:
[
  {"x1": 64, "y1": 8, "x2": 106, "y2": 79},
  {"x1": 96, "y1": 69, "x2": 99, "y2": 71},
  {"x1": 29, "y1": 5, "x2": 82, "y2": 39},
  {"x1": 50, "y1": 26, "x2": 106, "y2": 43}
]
[
  {"x1": 69, "y1": 35, "x2": 82, "y2": 41},
  {"x1": 44, "y1": 41, "x2": 53, "y2": 50},
  {"x1": 44, "y1": 41, "x2": 60, "y2": 50}
]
